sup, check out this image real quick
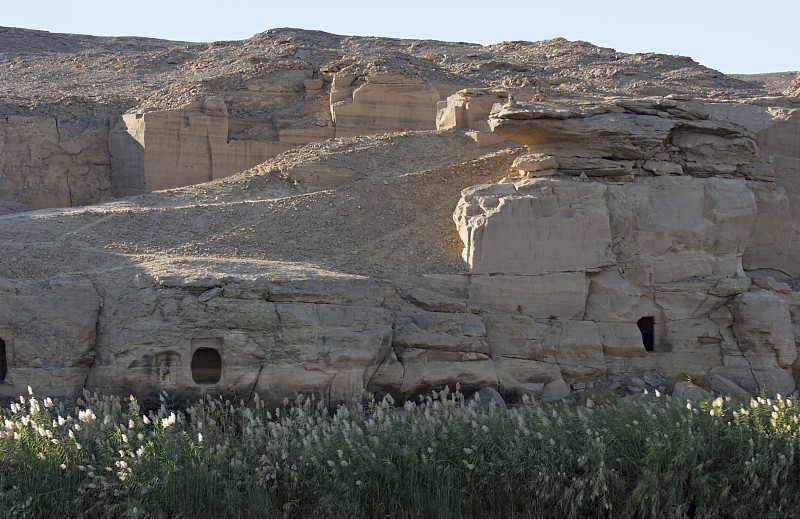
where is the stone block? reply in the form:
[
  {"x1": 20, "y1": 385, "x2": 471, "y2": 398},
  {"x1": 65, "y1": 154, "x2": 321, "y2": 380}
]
[
  {"x1": 541, "y1": 377, "x2": 571, "y2": 402},
  {"x1": 454, "y1": 178, "x2": 613, "y2": 275},
  {"x1": 585, "y1": 270, "x2": 657, "y2": 322},
  {"x1": 393, "y1": 311, "x2": 488, "y2": 353},
  {"x1": 395, "y1": 348, "x2": 498, "y2": 394},
  {"x1": 606, "y1": 176, "x2": 756, "y2": 282},
  {"x1": 672, "y1": 381, "x2": 712, "y2": 401},
  {"x1": 731, "y1": 290, "x2": 797, "y2": 394},
  {"x1": 545, "y1": 320, "x2": 606, "y2": 380},
  {"x1": 436, "y1": 89, "x2": 508, "y2": 132},
  {"x1": 332, "y1": 82, "x2": 440, "y2": 137},
  {"x1": 513, "y1": 153, "x2": 558, "y2": 172},
  {"x1": 468, "y1": 273, "x2": 588, "y2": 320},
  {"x1": 709, "y1": 374, "x2": 751, "y2": 397},
  {"x1": 482, "y1": 312, "x2": 558, "y2": 360},
  {"x1": 0, "y1": 279, "x2": 101, "y2": 398},
  {"x1": 654, "y1": 287, "x2": 727, "y2": 321},
  {"x1": 2, "y1": 114, "x2": 111, "y2": 208},
  {"x1": 597, "y1": 322, "x2": 647, "y2": 358}
]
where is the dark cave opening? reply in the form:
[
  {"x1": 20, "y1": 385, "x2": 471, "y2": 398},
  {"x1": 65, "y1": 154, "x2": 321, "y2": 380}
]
[
  {"x1": 637, "y1": 316, "x2": 655, "y2": 352},
  {"x1": 1, "y1": 337, "x2": 7, "y2": 382},
  {"x1": 191, "y1": 347, "x2": 222, "y2": 385}
]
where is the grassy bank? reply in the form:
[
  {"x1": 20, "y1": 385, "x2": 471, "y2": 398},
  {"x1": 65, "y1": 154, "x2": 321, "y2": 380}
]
[{"x1": 1, "y1": 386, "x2": 799, "y2": 518}]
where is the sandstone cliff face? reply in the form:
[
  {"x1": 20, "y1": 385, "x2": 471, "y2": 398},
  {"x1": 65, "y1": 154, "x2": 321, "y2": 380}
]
[
  {"x1": 1, "y1": 112, "x2": 111, "y2": 210},
  {"x1": 3, "y1": 99, "x2": 798, "y2": 404},
  {"x1": 109, "y1": 99, "x2": 295, "y2": 195},
  {"x1": 0, "y1": 278, "x2": 100, "y2": 397},
  {"x1": 1, "y1": 26, "x2": 787, "y2": 211},
  {"x1": 1, "y1": 28, "x2": 799, "y2": 404},
  {"x1": 107, "y1": 78, "x2": 470, "y2": 195},
  {"x1": 450, "y1": 99, "x2": 799, "y2": 395}
]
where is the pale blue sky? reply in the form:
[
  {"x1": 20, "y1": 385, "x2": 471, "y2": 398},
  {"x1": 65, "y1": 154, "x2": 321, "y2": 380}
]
[{"x1": 4, "y1": 1, "x2": 797, "y2": 74}]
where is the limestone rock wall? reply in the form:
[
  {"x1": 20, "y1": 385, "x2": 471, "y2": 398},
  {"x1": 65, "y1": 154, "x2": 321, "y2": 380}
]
[
  {"x1": 4, "y1": 72, "x2": 464, "y2": 207},
  {"x1": 76, "y1": 271, "x2": 576, "y2": 405},
  {"x1": 0, "y1": 278, "x2": 101, "y2": 397},
  {"x1": 454, "y1": 174, "x2": 797, "y2": 394},
  {"x1": 2, "y1": 96, "x2": 799, "y2": 405},
  {"x1": 107, "y1": 76, "x2": 466, "y2": 196},
  {"x1": 1, "y1": 113, "x2": 111, "y2": 209},
  {"x1": 76, "y1": 269, "x2": 633, "y2": 405},
  {"x1": 109, "y1": 99, "x2": 295, "y2": 196},
  {"x1": 447, "y1": 98, "x2": 800, "y2": 396},
  {"x1": 85, "y1": 274, "x2": 397, "y2": 405},
  {"x1": 702, "y1": 100, "x2": 800, "y2": 277},
  {"x1": 331, "y1": 75, "x2": 459, "y2": 137},
  {"x1": 3, "y1": 260, "x2": 795, "y2": 405},
  {"x1": 3, "y1": 29, "x2": 799, "y2": 404}
]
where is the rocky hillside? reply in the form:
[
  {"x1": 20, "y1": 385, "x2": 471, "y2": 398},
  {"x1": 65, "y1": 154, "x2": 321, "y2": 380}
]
[
  {"x1": 1, "y1": 26, "x2": 790, "y2": 115},
  {"x1": 2, "y1": 26, "x2": 796, "y2": 214},
  {"x1": 1, "y1": 27, "x2": 799, "y2": 406}
]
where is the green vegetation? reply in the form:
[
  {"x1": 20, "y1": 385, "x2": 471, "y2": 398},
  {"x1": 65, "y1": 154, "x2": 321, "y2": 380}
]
[
  {"x1": 673, "y1": 372, "x2": 712, "y2": 392},
  {"x1": 1, "y1": 386, "x2": 799, "y2": 518}
]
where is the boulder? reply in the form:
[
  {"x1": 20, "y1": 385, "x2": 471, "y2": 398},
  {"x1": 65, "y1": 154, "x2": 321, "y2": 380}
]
[
  {"x1": 454, "y1": 178, "x2": 613, "y2": 275},
  {"x1": 512, "y1": 153, "x2": 559, "y2": 173},
  {"x1": 541, "y1": 377, "x2": 571, "y2": 402},
  {"x1": 467, "y1": 386, "x2": 507, "y2": 409},
  {"x1": 672, "y1": 381, "x2": 713, "y2": 401},
  {"x1": 488, "y1": 99, "x2": 769, "y2": 182},
  {"x1": 709, "y1": 374, "x2": 751, "y2": 398}
]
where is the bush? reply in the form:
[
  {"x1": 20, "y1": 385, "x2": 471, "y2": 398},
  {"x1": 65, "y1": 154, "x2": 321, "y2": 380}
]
[{"x1": 1, "y1": 387, "x2": 799, "y2": 518}]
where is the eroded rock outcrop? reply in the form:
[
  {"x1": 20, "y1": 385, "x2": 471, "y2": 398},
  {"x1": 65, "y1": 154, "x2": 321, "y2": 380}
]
[
  {"x1": 108, "y1": 76, "x2": 474, "y2": 195},
  {"x1": 0, "y1": 278, "x2": 100, "y2": 396},
  {"x1": 1, "y1": 28, "x2": 799, "y2": 405},
  {"x1": 2, "y1": 27, "x2": 787, "y2": 212},
  {"x1": 1, "y1": 112, "x2": 111, "y2": 209},
  {"x1": 449, "y1": 98, "x2": 799, "y2": 395},
  {"x1": 109, "y1": 99, "x2": 295, "y2": 195}
]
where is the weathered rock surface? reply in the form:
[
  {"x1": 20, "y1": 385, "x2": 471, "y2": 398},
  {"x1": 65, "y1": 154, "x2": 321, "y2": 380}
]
[
  {"x1": 454, "y1": 180, "x2": 613, "y2": 275},
  {"x1": 489, "y1": 99, "x2": 772, "y2": 181},
  {"x1": 0, "y1": 278, "x2": 100, "y2": 396},
  {"x1": 1, "y1": 112, "x2": 111, "y2": 209},
  {"x1": 109, "y1": 99, "x2": 295, "y2": 195},
  {"x1": 0, "y1": 27, "x2": 798, "y2": 404},
  {"x1": 672, "y1": 381, "x2": 713, "y2": 401},
  {"x1": 450, "y1": 96, "x2": 800, "y2": 396},
  {"x1": 1, "y1": 26, "x2": 790, "y2": 212}
]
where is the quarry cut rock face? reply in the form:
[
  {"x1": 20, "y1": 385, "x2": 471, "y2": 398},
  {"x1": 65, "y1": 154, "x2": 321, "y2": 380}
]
[{"x1": 0, "y1": 27, "x2": 799, "y2": 404}]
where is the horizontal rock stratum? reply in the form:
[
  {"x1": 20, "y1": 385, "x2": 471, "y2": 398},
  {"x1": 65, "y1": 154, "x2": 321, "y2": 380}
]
[{"x1": 0, "y1": 27, "x2": 799, "y2": 404}]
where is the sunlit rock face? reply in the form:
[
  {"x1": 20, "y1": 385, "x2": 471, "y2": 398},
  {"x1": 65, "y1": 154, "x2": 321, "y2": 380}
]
[
  {"x1": 1, "y1": 28, "x2": 799, "y2": 404},
  {"x1": 451, "y1": 99, "x2": 799, "y2": 396}
]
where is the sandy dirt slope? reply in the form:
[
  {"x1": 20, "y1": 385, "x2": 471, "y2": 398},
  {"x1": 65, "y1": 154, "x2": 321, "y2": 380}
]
[{"x1": 0, "y1": 130, "x2": 522, "y2": 284}]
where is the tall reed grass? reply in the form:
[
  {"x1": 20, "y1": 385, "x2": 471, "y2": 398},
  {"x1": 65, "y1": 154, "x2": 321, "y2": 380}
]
[{"x1": 1, "y1": 386, "x2": 798, "y2": 518}]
